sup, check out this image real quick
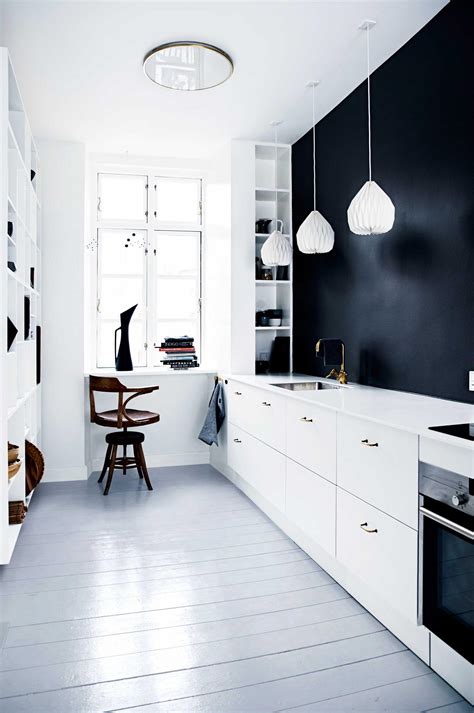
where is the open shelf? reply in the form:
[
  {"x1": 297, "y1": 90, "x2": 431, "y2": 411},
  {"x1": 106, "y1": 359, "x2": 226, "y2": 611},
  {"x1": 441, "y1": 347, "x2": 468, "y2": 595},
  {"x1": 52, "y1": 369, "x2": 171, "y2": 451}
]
[{"x1": 1, "y1": 48, "x2": 42, "y2": 565}]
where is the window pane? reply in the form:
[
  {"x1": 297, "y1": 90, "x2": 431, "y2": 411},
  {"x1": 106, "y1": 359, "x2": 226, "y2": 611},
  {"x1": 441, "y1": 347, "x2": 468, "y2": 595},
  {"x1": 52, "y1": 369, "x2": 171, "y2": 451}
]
[
  {"x1": 156, "y1": 278, "x2": 198, "y2": 320},
  {"x1": 154, "y1": 177, "x2": 201, "y2": 224},
  {"x1": 97, "y1": 319, "x2": 146, "y2": 368},
  {"x1": 100, "y1": 277, "x2": 145, "y2": 320},
  {"x1": 99, "y1": 229, "x2": 146, "y2": 275},
  {"x1": 98, "y1": 173, "x2": 147, "y2": 221},
  {"x1": 155, "y1": 231, "x2": 200, "y2": 276}
]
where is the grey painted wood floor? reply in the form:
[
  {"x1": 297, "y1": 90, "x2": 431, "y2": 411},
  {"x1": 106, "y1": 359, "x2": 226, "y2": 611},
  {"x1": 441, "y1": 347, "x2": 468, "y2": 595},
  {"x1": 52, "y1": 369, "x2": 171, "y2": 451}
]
[{"x1": 0, "y1": 464, "x2": 471, "y2": 712}]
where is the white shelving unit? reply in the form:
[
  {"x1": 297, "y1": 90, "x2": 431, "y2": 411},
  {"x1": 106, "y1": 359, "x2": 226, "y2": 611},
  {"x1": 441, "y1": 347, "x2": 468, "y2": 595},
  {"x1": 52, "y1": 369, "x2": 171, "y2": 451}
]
[
  {"x1": 254, "y1": 142, "x2": 293, "y2": 373},
  {"x1": 230, "y1": 140, "x2": 293, "y2": 375},
  {"x1": 1, "y1": 48, "x2": 42, "y2": 564}
]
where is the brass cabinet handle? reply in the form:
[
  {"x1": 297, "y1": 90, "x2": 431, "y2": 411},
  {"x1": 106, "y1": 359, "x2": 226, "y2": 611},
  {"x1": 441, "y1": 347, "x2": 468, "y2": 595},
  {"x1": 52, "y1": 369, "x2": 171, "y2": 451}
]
[
  {"x1": 233, "y1": 438, "x2": 242, "y2": 443},
  {"x1": 361, "y1": 439, "x2": 378, "y2": 447},
  {"x1": 262, "y1": 401, "x2": 272, "y2": 407},
  {"x1": 300, "y1": 416, "x2": 313, "y2": 423},
  {"x1": 234, "y1": 391, "x2": 242, "y2": 396},
  {"x1": 360, "y1": 522, "x2": 378, "y2": 533}
]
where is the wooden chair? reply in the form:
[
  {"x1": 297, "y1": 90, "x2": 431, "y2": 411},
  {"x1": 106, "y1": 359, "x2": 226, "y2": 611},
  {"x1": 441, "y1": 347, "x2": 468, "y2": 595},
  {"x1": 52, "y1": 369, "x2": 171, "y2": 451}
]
[{"x1": 89, "y1": 376, "x2": 160, "y2": 490}]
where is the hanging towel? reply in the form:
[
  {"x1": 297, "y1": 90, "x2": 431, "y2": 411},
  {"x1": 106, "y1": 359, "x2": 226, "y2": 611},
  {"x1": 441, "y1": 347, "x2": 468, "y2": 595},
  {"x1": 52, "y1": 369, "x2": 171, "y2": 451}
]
[{"x1": 198, "y1": 382, "x2": 225, "y2": 446}]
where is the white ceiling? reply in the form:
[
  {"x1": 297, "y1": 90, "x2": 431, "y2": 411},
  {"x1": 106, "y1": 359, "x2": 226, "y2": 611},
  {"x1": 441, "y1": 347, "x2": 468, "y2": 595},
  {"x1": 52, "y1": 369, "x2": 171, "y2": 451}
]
[{"x1": 2, "y1": 0, "x2": 448, "y2": 159}]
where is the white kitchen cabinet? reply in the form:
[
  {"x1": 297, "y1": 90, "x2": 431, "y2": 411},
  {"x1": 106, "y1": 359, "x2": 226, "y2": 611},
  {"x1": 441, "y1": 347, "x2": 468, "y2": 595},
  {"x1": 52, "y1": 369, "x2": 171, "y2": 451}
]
[
  {"x1": 337, "y1": 413, "x2": 419, "y2": 529},
  {"x1": 286, "y1": 398, "x2": 337, "y2": 482},
  {"x1": 286, "y1": 458, "x2": 336, "y2": 556},
  {"x1": 249, "y1": 388, "x2": 286, "y2": 453},
  {"x1": 337, "y1": 488, "x2": 418, "y2": 624},
  {"x1": 227, "y1": 380, "x2": 253, "y2": 432},
  {"x1": 228, "y1": 423, "x2": 286, "y2": 512},
  {"x1": 227, "y1": 381, "x2": 286, "y2": 453}
]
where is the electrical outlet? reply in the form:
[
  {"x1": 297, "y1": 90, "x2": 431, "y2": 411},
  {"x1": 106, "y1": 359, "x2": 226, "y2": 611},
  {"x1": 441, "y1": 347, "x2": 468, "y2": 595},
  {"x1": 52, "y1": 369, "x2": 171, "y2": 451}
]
[{"x1": 469, "y1": 371, "x2": 474, "y2": 391}]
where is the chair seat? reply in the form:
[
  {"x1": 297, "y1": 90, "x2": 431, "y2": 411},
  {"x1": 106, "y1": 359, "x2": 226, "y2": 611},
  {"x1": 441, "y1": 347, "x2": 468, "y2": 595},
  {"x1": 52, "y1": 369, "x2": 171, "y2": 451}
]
[
  {"x1": 95, "y1": 408, "x2": 160, "y2": 428},
  {"x1": 106, "y1": 430, "x2": 145, "y2": 446}
]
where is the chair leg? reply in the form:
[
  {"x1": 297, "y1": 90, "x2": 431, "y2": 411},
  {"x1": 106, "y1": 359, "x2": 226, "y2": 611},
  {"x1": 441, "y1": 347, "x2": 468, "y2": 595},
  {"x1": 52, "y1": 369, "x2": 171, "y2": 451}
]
[
  {"x1": 103, "y1": 444, "x2": 118, "y2": 496},
  {"x1": 137, "y1": 443, "x2": 153, "y2": 491},
  {"x1": 122, "y1": 427, "x2": 128, "y2": 474},
  {"x1": 98, "y1": 443, "x2": 112, "y2": 483},
  {"x1": 133, "y1": 444, "x2": 144, "y2": 478}
]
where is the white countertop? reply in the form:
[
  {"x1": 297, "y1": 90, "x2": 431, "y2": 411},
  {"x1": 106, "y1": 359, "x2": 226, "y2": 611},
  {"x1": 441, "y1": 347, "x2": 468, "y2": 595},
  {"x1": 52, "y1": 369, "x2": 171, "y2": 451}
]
[
  {"x1": 225, "y1": 373, "x2": 474, "y2": 450},
  {"x1": 86, "y1": 367, "x2": 216, "y2": 377}
]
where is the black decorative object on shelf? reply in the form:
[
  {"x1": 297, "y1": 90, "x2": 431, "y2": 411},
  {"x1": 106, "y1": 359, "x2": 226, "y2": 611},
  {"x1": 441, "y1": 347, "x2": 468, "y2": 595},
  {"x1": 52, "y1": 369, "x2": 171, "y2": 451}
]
[
  {"x1": 30, "y1": 267, "x2": 35, "y2": 288},
  {"x1": 7, "y1": 261, "x2": 16, "y2": 272},
  {"x1": 7, "y1": 317, "x2": 18, "y2": 351},
  {"x1": 7, "y1": 221, "x2": 13, "y2": 237},
  {"x1": 269, "y1": 336, "x2": 290, "y2": 373},
  {"x1": 24, "y1": 296, "x2": 31, "y2": 340},
  {"x1": 30, "y1": 169, "x2": 36, "y2": 182},
  {"x1": 36, "y1": 326, "x2": 41, "y2": 384},
  {"x1": 115, "y1": 304, "x2": 137, "y2": 371},
  {"x1": 256, "y1": 219, "x2": 272, "y2": 234}
]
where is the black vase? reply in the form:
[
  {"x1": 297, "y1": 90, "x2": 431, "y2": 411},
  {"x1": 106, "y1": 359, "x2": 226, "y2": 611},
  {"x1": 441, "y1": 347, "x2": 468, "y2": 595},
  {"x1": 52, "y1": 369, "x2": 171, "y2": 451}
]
[
  {"x1": 115, "y1": 304, "x2": 137, "y2": 371},
  {"x1": 7, "y1": 317, "x2": 18, "y2": 351}
]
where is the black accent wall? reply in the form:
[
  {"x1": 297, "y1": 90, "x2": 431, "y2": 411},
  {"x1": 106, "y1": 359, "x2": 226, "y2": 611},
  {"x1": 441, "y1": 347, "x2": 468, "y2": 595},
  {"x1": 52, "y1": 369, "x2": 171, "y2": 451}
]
[{"x1": 292, "y1": 0, "x2": 473, "y2": 403}]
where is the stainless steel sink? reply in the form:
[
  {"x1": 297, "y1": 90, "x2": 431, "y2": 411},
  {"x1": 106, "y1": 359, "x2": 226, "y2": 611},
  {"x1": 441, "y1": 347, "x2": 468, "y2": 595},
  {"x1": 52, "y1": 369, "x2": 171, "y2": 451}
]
[{"x1": 271, "y1": 381, "x2": 340, "y2": 391}]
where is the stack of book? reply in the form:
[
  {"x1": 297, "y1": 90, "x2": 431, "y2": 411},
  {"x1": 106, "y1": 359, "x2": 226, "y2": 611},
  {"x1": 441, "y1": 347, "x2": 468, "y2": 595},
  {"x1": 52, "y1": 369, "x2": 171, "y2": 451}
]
[{"x1": 157, "y1": 336, "x2": 199, "y2": 370}]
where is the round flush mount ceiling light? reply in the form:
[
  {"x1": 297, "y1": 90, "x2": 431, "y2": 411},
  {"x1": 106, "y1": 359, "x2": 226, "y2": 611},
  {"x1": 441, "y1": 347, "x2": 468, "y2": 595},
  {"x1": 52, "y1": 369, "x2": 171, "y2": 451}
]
[{"x1": 143, "y1": 42, "x2": 233, "y2": 91}]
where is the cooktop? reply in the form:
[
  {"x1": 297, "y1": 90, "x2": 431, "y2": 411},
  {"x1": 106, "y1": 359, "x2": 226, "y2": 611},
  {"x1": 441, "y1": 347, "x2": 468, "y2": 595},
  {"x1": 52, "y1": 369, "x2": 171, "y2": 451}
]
[{"x1": 429, "y1": 423, "x2": 474, "y2": 441}]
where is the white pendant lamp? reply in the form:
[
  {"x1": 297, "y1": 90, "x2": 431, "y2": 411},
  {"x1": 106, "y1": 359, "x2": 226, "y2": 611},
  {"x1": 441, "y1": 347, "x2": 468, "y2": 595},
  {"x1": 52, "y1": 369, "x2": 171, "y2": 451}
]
[
  {"x1": 347, "y1": 20, "x2": 395, "y2": 235},
  {"x1": 261, "y1": 121, "x2": 292, "y2": 267},
  {"x1": 296, "y1": 81, "x2": 335, "y2": 254}
]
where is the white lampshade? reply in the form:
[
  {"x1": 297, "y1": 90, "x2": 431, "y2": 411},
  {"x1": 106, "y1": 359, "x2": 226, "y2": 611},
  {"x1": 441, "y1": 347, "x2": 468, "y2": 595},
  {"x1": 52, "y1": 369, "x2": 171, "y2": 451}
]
[
  {"x1": 347, "y1": 180, "x2": 395, "y2": 235},
  {"x1": 296, "y1": 210, "x2": 335, "y2": 254},
  {"x1": 261, "y1": 229, "x2": 292, "y2": 267}
]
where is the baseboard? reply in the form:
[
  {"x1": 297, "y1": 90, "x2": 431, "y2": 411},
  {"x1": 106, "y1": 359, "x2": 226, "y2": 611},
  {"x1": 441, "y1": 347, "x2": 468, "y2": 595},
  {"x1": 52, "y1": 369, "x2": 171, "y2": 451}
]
[
  {"x1": 91, "y1": 451, "x2": 210, "y2": 473},
  {"x1": 43, "y1": 465, "x2": 89, "y2": 482}
]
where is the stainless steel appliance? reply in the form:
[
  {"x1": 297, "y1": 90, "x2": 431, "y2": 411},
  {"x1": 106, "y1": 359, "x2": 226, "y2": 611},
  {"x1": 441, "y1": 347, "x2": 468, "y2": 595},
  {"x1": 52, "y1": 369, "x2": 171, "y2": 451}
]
[{"x1": 419, "y1": 461, "x2": 474, "y2": 663}]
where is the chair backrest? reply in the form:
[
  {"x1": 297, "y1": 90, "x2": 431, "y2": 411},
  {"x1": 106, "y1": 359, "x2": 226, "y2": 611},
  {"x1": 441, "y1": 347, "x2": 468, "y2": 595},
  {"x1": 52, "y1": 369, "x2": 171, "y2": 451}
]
[{"x1": 89, "y1": 376, "x2": 125, "y2": 423}]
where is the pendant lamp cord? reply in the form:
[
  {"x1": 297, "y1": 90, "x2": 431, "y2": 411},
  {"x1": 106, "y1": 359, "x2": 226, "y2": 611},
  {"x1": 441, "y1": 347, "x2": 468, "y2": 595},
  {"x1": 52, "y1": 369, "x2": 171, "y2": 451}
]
[
  {"x1": 312, "y1": 84, "x2": 317, "y2": 212},
  {"x1": 366, "y1": 27, "x2": 372, "y2": 182},
  {"x1": 274, "y1": 122, "x2": 278, "y2": 227}
]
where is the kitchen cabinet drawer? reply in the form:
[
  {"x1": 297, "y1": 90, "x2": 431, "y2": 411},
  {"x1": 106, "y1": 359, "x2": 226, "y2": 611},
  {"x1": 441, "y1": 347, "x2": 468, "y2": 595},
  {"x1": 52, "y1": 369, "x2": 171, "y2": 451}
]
[
  {"x1": 250, "y1": 388, "x2": 286, "y2": 452},
  {"x1": 228, "y1": 424, "x2": 286, "y2": 512},
  {"x1": 286, "y1": 458, "x2": 336, "y2": 556},
  {"x1": 337, "y1": 488, "x2": 418, "y2": 623},
  {"x1": 227, "y1": 380, "x2": 253, "y2": 432},
  {"x1": 286, "y1": 399, "x2": 337, "y2": 482},
  {"x1": 227, "y1": 382, "x2": 285, "y2": 452},
  {"x1": 337, "y1": 413, "x2": 418, "y2": 529}
]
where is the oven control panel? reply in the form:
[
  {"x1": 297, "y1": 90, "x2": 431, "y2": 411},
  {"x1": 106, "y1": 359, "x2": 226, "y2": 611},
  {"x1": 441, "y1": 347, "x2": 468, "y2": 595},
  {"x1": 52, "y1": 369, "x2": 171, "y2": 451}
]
[{"x1": 419, "y1": 461, "x2": 473, "y2": 517}]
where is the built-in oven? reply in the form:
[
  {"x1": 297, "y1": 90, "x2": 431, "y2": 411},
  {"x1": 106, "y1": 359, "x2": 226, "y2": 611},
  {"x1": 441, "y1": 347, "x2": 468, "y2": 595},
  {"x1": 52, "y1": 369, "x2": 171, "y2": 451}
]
[{"x1": 419, "y1": 461, "x2": 474, "y2": 663}]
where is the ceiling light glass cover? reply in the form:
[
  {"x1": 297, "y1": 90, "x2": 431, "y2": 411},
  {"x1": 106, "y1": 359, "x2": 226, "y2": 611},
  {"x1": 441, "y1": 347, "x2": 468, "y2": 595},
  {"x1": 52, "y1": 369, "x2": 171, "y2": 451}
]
[
  {"x1": 347, "y1": 21, "x2": 395, "y2": 235},
  {"x1": 143, "y1": 42, "x2": 233, "y2": 91}
]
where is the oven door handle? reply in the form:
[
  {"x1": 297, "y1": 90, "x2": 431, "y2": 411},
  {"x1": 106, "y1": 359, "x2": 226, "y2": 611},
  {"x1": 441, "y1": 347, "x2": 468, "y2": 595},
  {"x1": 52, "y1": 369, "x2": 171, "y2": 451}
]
[{"x1": 420, "y1": 506, "x2": 474, "y2": 540}]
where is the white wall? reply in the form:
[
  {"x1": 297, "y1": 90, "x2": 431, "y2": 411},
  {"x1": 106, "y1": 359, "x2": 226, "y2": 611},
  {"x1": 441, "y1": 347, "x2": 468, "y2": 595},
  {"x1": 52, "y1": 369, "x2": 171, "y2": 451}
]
[
  {"x1": 203, "y1": 144, "x2": 231, "y2": 372},
  {"x1": 39, "y1": 140, "x2": 88, "y2": 481}
]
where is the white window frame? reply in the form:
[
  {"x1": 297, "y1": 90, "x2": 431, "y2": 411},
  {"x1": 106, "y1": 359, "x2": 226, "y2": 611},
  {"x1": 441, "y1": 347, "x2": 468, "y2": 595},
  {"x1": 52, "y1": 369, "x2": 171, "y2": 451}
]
[{"x1": 88, "y1": 163, "x2": 204, "y2": 370}]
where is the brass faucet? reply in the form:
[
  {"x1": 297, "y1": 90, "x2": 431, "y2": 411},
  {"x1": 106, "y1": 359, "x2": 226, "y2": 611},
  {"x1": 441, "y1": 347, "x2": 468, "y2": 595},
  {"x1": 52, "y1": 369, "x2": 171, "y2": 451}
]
[{"x1": 316, "y1": 339, "x2": 348, "y2": 385}]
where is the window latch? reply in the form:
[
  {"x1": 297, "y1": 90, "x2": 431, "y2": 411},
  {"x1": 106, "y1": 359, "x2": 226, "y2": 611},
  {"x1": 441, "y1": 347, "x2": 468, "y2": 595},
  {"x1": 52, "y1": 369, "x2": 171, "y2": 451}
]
[
  {"x1": 97, "y1": 196, "x2": 101, "y2": 212},
  {"x1": 96, "y1": 298, "x2": 101, "y2": 313}
]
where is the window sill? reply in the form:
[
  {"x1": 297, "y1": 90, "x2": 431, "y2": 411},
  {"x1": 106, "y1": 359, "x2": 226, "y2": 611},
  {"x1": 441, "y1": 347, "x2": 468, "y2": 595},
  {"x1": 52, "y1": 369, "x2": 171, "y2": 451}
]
[{"x1": 85, "y1": 366, "x2": 217, "y2": 377}]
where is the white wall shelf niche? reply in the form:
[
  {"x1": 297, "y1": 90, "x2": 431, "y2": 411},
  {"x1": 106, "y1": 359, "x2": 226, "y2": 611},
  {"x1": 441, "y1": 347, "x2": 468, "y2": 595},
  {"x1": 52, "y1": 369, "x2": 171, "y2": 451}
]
[{"x1": 1, "y1": 47, "x2": 42, "y2": 565}]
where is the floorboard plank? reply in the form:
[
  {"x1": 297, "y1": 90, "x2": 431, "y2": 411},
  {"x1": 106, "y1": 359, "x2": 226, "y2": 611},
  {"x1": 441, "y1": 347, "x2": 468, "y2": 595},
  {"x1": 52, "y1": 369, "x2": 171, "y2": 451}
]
[{"x1": 0, "y1": 464, "x2": 468, "y2": 712}]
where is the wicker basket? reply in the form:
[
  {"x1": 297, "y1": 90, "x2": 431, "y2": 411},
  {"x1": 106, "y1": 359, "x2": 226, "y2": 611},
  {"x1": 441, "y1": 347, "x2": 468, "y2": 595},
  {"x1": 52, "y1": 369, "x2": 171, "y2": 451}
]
[
  {"x1": 8, "y1": 459, "x2": 22, "y2": 481},
  {"x1": 8, "y1": 443, "x2": 20, "y2": 465}
]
